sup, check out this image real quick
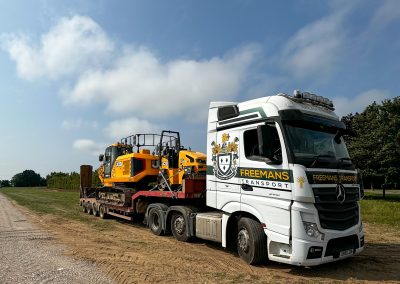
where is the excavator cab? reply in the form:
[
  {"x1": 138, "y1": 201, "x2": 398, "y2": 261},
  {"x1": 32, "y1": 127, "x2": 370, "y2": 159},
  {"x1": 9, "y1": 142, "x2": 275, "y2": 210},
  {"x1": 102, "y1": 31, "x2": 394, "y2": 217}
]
[
  {"x1": 99, "y1": 143, "x2": 134, "y2": 178},
  {"x1": 157, "y1": 130, "x2": 206, "y2": 190}
]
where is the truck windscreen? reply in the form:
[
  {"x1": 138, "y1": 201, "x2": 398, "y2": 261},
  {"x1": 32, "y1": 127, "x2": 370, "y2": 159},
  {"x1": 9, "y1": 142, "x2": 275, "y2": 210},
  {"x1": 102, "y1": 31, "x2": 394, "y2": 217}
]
[{"x1": 284, "y1": 122, "x2": 354, "y2": 170}]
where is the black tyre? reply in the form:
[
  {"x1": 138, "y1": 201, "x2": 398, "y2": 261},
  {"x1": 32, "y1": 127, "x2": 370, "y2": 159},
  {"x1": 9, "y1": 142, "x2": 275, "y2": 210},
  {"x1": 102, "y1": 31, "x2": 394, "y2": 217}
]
[
  {"x1": 92, "y1": 204, "x2": 98, "y2": 217},
  {"x1": 171, "y1": 212, "x2": 189, "y2": 242},
  {"x1": 237, "y1": 217, "x2": 267, "y2": 265},
  {"x1": 82, "y1": 203, "x2": 86, "y2": 212},
  {"x1": 148, "y1": 208, "x2": 164, "y2": 236},
  {"x1": 99, "y1": 205, "x2": 107, "y2": 219}
]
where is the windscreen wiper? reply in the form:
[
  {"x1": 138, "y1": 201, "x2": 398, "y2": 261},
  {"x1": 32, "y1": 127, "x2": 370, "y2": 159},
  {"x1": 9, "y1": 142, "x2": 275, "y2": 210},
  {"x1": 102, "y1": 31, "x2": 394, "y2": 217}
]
[{"x1": 309, "y1": 154, "x2": 335, "y2": 168}]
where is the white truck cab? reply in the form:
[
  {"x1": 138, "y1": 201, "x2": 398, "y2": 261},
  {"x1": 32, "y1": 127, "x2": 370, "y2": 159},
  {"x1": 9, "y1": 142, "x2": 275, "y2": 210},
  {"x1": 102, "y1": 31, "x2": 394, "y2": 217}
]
[{"x1": 205, "y1": 91, "x2": 364, "y2": 266}]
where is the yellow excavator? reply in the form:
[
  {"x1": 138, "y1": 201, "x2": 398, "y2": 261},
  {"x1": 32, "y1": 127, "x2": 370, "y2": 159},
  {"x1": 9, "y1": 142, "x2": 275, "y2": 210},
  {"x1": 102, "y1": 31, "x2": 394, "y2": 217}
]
[{"x1": 96, "y1": 130, "x2": 206, "y2": 206}]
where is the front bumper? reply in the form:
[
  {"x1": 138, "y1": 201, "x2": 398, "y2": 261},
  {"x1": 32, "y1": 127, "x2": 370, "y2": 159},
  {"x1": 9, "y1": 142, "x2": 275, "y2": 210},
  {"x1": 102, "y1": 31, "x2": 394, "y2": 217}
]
[{"x1": 268, "y1": 233, "x2": 364, "y2": 266}]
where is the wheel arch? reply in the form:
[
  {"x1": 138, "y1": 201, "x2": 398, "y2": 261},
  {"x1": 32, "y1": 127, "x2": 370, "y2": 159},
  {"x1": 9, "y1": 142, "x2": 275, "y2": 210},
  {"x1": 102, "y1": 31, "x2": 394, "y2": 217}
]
[{"x1": 225, "y1": 210, "x2": 264, "y2": 250}]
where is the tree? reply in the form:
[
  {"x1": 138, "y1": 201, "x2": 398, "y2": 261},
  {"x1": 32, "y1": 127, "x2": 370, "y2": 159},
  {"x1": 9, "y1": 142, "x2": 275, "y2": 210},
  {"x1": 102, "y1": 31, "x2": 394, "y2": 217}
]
[
  {"x1": 0, "y1": 180, "x2": 11, "y2": 187},
  {"x1": 11, "y1": 170, "x2": 46, "y2": 187},
  {"x1": 342, "y1": 97, "x2": 400, "y2": 187},
  {"x1": 46, "y1": 170, "x2": 101, "y2": 190}
]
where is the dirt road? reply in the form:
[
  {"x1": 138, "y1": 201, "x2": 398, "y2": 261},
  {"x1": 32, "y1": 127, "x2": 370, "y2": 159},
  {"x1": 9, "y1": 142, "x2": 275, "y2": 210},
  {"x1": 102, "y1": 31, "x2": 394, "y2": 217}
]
[
  {"x1": 0, "y1": 193, "x2": 113, "y2": 284},
  {"x1": 3, "y1": 193, "x2": 400, "y2": 283}
]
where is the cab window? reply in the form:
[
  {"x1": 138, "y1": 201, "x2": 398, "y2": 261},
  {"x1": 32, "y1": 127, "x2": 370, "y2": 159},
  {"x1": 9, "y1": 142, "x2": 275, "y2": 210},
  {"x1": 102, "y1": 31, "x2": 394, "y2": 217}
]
[{"x1": 244, "y1": 125, "x2": 282, "y2": 163}]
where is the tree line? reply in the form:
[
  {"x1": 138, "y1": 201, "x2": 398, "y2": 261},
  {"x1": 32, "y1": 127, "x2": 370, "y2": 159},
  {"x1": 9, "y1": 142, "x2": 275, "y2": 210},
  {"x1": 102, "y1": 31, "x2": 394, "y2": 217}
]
[
  {"x1": 46, "y1": 171, "x2": 100, "y2": 190},
  {"x1": 0, "y1": 170, "x2": 100, "y2": 190}
]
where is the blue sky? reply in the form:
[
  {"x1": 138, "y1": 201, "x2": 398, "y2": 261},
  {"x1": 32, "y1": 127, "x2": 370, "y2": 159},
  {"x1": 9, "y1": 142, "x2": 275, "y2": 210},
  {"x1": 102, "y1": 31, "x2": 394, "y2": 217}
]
[{"x1": 0, "y1": 0, "x2": 399, "y2": 179}]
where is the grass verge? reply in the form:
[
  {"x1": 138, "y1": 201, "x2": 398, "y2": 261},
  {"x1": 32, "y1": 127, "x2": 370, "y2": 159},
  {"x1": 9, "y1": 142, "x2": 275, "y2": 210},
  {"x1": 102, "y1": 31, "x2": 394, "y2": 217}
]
[
  {"x1": 0, "y1": 187, "x2": 114, "y2": 231},
  {"x1": 361, "y1": 191, "x2": 400, "y2": 229}
]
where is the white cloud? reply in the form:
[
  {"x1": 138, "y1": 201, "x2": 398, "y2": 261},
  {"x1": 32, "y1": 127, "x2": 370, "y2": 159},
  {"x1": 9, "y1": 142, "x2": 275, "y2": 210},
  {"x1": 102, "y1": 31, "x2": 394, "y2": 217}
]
[
  {"x1": 333, "y1": 89, "x2": 389, "y2": 117},
  {"x1": 369, "y1": 0, "x2": 400, "y2": 32},
  {"x1": 62, "y1": 119, "x2": 98, "y2": 130},
  {"x1": 2, "y1": 14, "x2": 258, "y2": 123},
  {"x1": 281, "y1": 9, "x2": 347, "y2": 78},
  {"x1": 64, "y1": 45, "x2": 258, "y2": 121},
  {"x1": 1, "y1": 15, "x2": 113, "y2": 80},
  {"x1": 73, "y1": 139, "x2": 104, "y2": 155},
  {"x1": 105, "y1": 117, "x2": 161, "y2": 139}
]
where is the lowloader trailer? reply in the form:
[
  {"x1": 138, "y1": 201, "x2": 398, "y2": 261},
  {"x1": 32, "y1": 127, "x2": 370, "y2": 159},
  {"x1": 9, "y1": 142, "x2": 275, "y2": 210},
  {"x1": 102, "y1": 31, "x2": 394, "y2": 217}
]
[{"x1": 80, "y1": 90, "x2": 365, "y2": 266}]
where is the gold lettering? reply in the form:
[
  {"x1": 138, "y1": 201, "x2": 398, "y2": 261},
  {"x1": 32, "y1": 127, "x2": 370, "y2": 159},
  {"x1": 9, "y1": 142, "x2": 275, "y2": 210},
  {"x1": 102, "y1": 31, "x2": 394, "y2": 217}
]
[
  {"x1": 268, "y1": 171, "x2": 275, "y2": 179},
  {"x1": 245, "y1": 170, "x2": 250, "y2": 176},
  {"x1": 260, "y1": 170, "x2": 268, "y2": 179},
  {"x1": 240, "y1": 169, "x2": 245, "y2": 176},
  {"x1": 282, "y1": 172, "x2": 289, "y2": 181},
  {"x1": 254, "y1": 170, "x2": 260, "y2": 178},
  {"x1": 275, "y1": 172, "x2": 282, "y2": 180},
  {"x1": 250, "y1": 170, "x2": 255, "y2": 177}
]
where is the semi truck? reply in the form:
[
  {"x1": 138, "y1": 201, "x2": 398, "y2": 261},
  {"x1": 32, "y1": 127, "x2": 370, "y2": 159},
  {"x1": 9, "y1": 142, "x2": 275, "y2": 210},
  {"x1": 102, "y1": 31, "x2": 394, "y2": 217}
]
[{"x1": 80, "y1": 90, "x2": 364, "y2": 266}]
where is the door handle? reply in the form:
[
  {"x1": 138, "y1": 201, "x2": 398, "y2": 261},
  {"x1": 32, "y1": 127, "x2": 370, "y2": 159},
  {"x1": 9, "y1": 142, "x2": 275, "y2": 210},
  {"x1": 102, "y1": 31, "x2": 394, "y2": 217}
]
[{"x1": 241, "y1": 184, "x2": 253, "y2": 191}]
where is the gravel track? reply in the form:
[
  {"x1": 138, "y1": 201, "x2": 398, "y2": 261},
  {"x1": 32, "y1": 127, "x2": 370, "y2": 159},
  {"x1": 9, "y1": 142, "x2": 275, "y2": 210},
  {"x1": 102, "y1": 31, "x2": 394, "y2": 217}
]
[{"x1": 0, "y1": 193, "x2": 113, "y2": 284}]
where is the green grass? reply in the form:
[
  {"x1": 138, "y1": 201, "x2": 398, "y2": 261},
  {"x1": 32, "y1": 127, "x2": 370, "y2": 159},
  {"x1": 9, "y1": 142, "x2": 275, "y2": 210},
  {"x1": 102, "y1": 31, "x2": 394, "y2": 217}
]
[
  {"x1": 360, "y1": 191, "x2": 400, "y2": 229},
  {"x1": 0, "y1": 187, "x2": 114, "y2": 231},
  {"x1": 1, "y1": 187, "x2": 399, "y2": 231}
]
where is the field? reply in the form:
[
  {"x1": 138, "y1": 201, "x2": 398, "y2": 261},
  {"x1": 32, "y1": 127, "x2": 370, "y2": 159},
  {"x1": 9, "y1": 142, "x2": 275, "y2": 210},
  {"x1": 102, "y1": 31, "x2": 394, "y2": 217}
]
[{"x1": 1, "y1": 187, "x2": 400, "y2": 283}]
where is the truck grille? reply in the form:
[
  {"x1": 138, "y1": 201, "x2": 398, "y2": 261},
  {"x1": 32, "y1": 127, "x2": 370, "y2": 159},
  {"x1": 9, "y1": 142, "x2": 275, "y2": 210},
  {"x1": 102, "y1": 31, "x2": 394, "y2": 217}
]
[{"x1": 312, "y1": 186, "x2": 359, "y2": 230}]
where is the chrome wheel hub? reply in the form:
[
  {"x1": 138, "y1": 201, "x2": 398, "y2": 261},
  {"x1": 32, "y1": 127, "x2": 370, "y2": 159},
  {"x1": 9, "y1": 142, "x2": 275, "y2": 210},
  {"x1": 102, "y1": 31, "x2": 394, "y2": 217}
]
[
  {"x1": 174, "y1": 216, "x2": 185, "y2": 235},
  {"x1": 238, "y1": 228, "x2": 250, "y2": 253}
]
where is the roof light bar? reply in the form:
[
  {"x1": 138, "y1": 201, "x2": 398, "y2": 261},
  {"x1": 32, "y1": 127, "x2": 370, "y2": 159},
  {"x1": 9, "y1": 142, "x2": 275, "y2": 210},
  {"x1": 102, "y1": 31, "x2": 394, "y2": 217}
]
[{"x1": 292, "y1": 90, "x2": 334, "y2": 110}]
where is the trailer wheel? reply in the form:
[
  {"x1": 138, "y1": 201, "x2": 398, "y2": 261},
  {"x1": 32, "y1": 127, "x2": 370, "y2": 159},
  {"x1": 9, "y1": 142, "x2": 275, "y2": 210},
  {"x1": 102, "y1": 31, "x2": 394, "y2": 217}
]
[
  {"x1": 87, "y1": 203, "x2": 93, "y2": 214},
  {"x1": 148, "y1": 208, "x2": 164, "y2": 236},
  {"x1": 92, "y1": 204, "x2": 98, "y2": 217},
  {"x1": 171, "y1": 212, "x2": 189, "y2": 242},
  {"x1": 237, "y1": 217, "x2": 267, "y2": 265},
  {"x1": 82, "y1": 203, "x2": 86, "y2": 212},
  {"x1": 99, "y1": 205, "x2": 107, "y2": 219}
]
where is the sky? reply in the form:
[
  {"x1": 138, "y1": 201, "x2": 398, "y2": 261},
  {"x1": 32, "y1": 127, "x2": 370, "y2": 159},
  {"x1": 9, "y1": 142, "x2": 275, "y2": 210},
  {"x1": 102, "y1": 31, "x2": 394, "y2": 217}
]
[{"x1": 0, "y1": 0, "x2": 399, "y2": 180}]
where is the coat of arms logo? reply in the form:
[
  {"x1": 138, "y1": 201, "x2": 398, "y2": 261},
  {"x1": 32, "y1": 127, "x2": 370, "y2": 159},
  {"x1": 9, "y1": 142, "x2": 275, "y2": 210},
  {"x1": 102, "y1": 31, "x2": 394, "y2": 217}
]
[{"x1": 211, "y1": 133, "x2": 239, "y2": 180}]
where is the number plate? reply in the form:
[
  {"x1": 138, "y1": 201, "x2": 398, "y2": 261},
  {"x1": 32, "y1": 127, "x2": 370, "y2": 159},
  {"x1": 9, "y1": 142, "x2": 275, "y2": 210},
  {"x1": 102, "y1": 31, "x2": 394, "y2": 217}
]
[{"x1": 339, "y1": 249, "x2": 353, "y2": 257}]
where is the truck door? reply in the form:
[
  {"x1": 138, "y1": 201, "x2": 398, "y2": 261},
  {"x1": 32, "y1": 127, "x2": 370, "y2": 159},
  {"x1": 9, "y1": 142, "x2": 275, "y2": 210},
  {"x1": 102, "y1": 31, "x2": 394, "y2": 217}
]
[
  {"x1": 211, "y1": 129, "x2": 241, "y2": 210},
  {"x1": 239, "y1": 122, "x2": 292, "y2": 235}
]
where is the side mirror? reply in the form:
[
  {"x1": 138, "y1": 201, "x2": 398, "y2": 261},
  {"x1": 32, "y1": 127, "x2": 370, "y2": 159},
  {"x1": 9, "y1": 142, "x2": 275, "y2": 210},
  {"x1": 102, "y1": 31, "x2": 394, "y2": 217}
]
[
  {"x1": 99, "y1": 154, "x2": 104, "y2": 162},
  {"x1": 334, "y1": 130, "x2": 342, "y2": 144}
]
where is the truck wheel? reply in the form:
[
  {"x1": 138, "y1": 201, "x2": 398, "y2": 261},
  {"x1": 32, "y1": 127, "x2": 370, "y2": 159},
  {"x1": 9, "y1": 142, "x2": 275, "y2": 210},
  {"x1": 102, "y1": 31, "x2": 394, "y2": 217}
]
[
  {"x1": 171, "y1": 212, "x2": 189, "y2": 242},
  {"x1": 148, "y1": 208, "x2": 164, "y2": 236},
  {"x1": 237, "y1": 217, "x2": 267, "y2": 265},
  {"x1": 87, "y1": 204, "x2": 93, "y2": 214},
  {"x1": 92, "y1": 204, "x2": 98, "y2": 217},
  {"x1": 99, "y1": 205, "x2": 107, "y2": 219}
]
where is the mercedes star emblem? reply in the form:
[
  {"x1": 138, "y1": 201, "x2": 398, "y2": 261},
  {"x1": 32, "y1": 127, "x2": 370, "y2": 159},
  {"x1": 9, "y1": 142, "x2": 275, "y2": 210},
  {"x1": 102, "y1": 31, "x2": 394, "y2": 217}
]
[{"x1": 336, "y1": 184, "x2": 346, "y2": 204}]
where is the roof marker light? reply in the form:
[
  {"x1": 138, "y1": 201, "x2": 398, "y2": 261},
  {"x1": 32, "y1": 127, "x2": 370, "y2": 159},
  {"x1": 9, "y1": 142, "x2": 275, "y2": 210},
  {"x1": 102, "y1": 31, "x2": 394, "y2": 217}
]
[{"x1": 291, "y1": 90, "x2": 335, "y2": 110}]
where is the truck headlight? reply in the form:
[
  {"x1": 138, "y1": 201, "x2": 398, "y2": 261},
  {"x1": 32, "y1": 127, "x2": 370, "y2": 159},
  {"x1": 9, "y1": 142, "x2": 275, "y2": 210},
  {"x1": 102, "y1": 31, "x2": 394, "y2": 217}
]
[{"x1": 303, "y1": 222, "x2": 325, "y2": 241}]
